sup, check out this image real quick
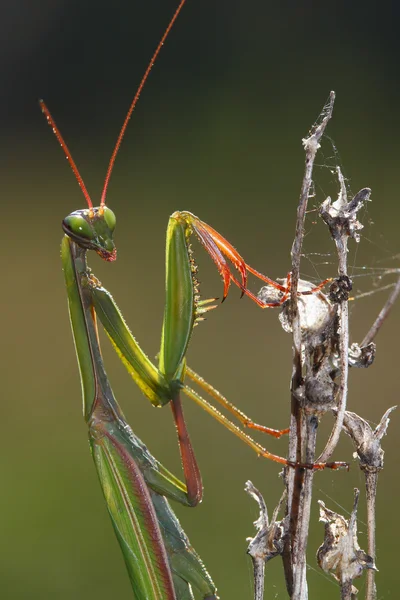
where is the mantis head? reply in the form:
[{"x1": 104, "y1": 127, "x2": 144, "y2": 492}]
[
  {"x1": 39, "y1": 101, "x2": 117, "y2": 261},
  {"x1": 62, "y1": 206, "x2": 117, "y2": 261},
  {"x1": 41, "y1": 0, "x2": 187, "y2": 266}
]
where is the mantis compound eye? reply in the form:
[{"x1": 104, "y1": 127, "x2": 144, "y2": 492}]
[
  {"x1": 63, "y1": 213, "x2": 94, "y2": 240},
  {"x1": 103, "y1": 207, "x2": 116, "y2": 232}
]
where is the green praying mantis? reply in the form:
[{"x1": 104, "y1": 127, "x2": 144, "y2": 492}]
[{"x1": 42, "y1": 1, "x2": 341, "y2": 598}]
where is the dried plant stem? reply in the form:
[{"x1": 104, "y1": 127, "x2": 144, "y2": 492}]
[
  {"x1": 252, "y1": 558, "x2": 265, "y2": 600},
  {"x1": 316, "y1": 297, "x2": 348, "y2": 462},
  {"x1": 317, "y1": 168, "x2": 349, "y2": 464},
  {"x1": 290, "y1": 417, "x2": 318, "y2": 599},
  {"x1": 245, "y1": 91, "x2": 399, "y2": 600},
  {"x1": 365, "y1": 472, "x2": 378, "y2": 600},
  {"x1": 283, "y1": 92, "x2": 336, "y2": 600},
  {"x1": 340, "y1": 581, "x2": 353, "y2": 600},
  {"x1": 361, "y1": 274, "x2": 400, "y2": 347}
]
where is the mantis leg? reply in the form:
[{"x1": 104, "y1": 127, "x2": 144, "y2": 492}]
[
  {"x1": 90, "y1": 277, "x2": 203, "y2": 506},
  {"x1": 62, "y1": 236, "x2": 217, "y2": 599},
  {"x1": 89, "y1": 214, "x2": 346, "y2": 471},
  {"x1": 89, "y1": 213, "x2": 295, "y2": 466},
  {"x1": 90, "y1": 213, "x2": 219, "y2": 506},
  {"x1": 186, "y1": 366, "x2": 290, "y2": 438}
]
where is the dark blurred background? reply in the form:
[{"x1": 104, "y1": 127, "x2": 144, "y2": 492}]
[{"x1": 2, "y1": 0, "x2": 400, "y2": 598}]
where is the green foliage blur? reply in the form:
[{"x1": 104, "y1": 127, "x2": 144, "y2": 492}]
[{"x1": 1, "y1": 1, "x2": 399, "y2": 598}]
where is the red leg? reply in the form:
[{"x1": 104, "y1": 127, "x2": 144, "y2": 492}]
[
  {"x1": 245, "y1": 422, "x2": 290, "y2": 438},
  {"x1": 229, "y1": 272, "x2": 290, "y2": 307},
  {"x1": 297, "y1": 277, "x2": 332, "y2": 296},
  {"x1": 246, "y1": 264, "x2": 287, "y2": 292},
  {"x1": 170, "y1": 394, "x2": 203, "y2": 507}
]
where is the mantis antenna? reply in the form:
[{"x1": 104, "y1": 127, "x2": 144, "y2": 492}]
[
  {"x1": 100, "y1": 0, "x2": 187, "y2": 207},
  {"x1": 40, "y1": 100, "x2": 94, "y2": 209},
  {"x1": 41, "y1": 0, "x2": 187, "y2": 211}
]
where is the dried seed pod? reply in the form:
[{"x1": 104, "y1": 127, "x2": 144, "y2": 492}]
[
  {"x1": 341, "y1": 406, "x2": 396, "y2": 471},
  {"x1": 317, "y1": 489, "x2": 376, "y2": 595}
]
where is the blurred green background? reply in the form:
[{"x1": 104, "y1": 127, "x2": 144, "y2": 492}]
[{"x1": 1, "y1": 0, "x2": 400, "y2": 598}]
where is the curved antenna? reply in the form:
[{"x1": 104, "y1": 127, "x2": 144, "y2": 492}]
[
  {"x1": 100, "y1": 0, "x2": 187, "y2": 206},
  {"x1": 40, "y1": 100, "x2": 94, "y2": 209}
]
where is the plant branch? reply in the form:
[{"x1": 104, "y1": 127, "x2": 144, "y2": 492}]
[
  {"x1": 318, "y1": 173, "x2": 370, "y2": 464},
  {"x1": 317, "y1": 168, "x2": 349, "y2": 463},
  {"x1": 283, "y1": 91, "x2": 335, "y2": 600},
  {"x1": 361, "y1": 274, "x2": 400, "y2": 347}
]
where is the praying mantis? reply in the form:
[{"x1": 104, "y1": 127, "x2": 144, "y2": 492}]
[{"x1": 42, "y1": 1, "x2": 341, "y2": 598}]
